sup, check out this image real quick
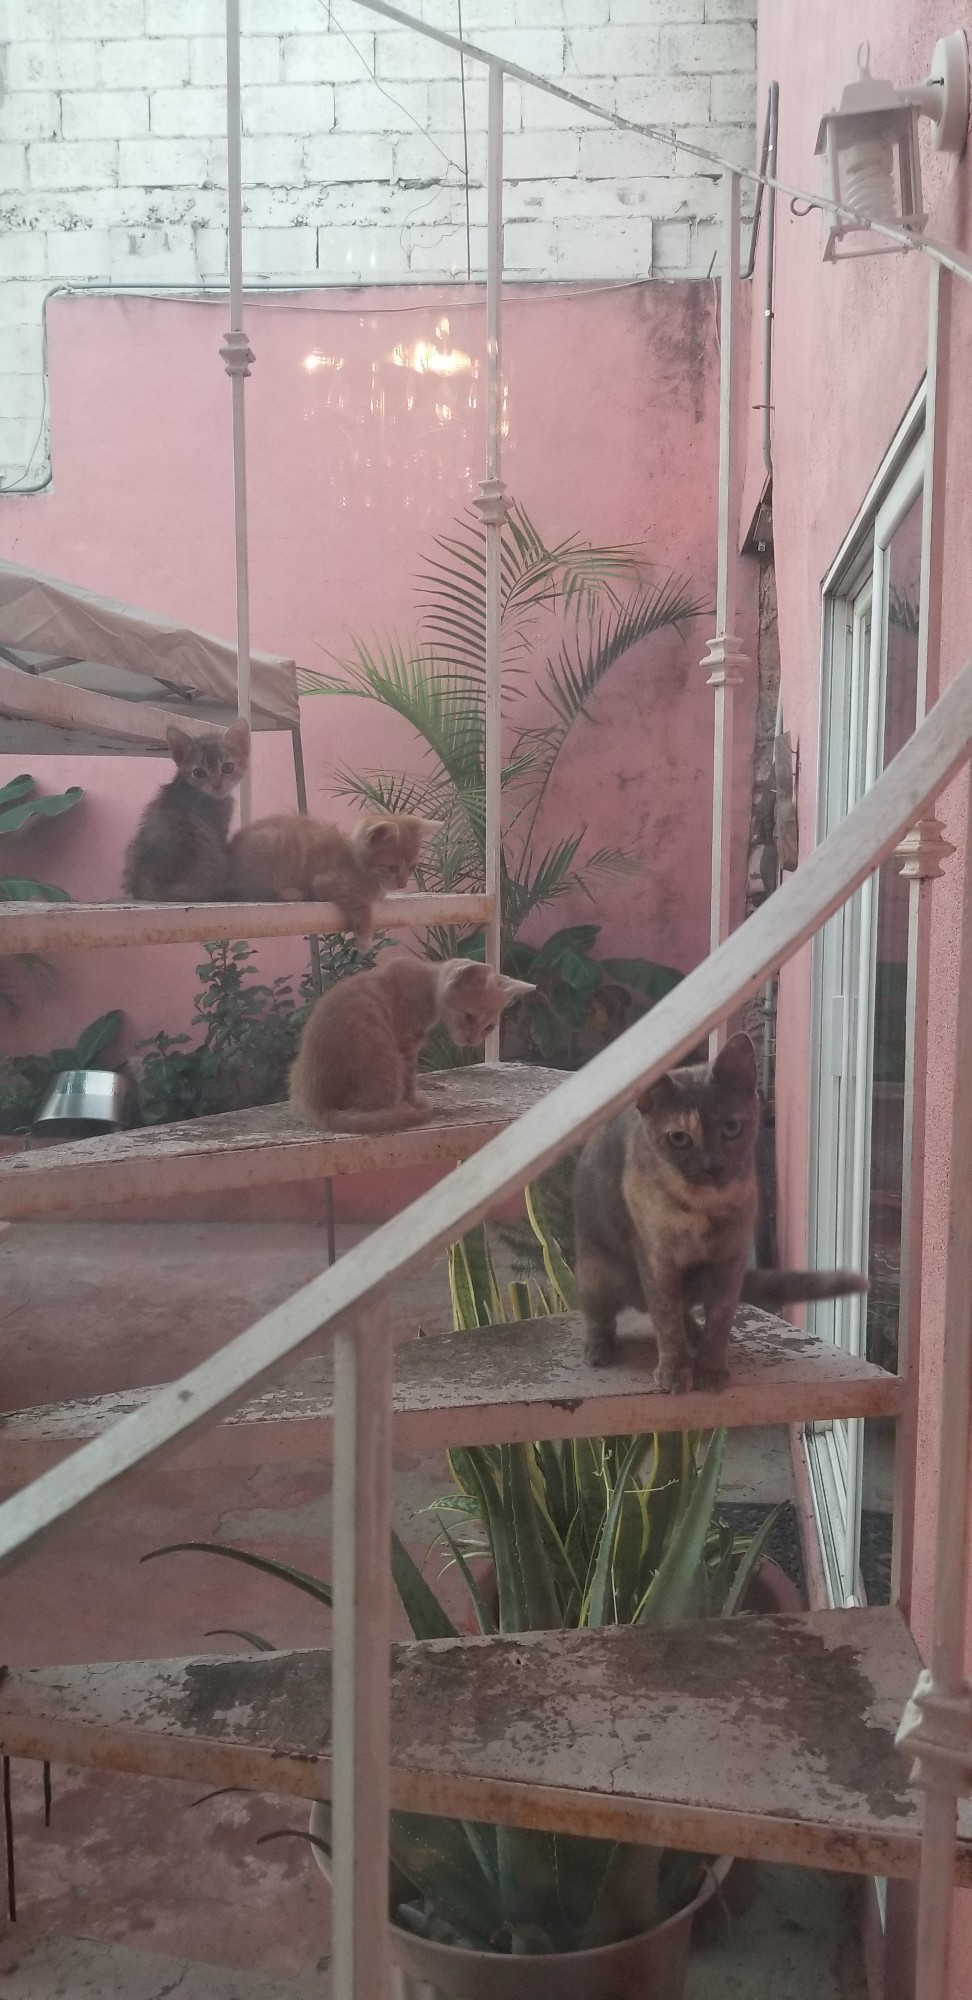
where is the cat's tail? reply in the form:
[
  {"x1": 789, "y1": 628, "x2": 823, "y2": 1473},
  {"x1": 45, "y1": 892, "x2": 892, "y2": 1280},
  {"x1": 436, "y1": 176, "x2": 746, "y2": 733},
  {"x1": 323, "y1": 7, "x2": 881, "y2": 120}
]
[
  {"x1": 315, "y1": 1103, "x2": 432, "y2": 1133},
  {"x1": 741, "y1": 1268, "x2": 869, "y2": 1305}
]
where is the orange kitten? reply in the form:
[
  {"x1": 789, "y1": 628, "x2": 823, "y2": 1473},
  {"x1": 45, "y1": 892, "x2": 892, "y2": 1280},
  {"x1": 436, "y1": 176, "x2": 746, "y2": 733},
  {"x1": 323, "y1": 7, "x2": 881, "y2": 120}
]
[
  {"x1": 123, "y1": 721, "x2": 249, "y2": 902},
  {"x1": 226, "y1": 812, "x2": 438, "y2": 946},
  {"x1": 289, "y1": 956, "x2": 534, "y2": 1132}
]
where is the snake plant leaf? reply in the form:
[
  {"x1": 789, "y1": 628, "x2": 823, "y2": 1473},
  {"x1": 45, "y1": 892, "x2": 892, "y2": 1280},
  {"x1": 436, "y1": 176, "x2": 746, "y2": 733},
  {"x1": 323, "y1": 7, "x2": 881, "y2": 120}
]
[
  {"x1": 635, "y1": 1431, "x2": 728, "y2": 1627},
  {"x1": 390, "y1": 1531, "x2": 459, "y2": 1641},
  {"x1": 524, "y1": 1183, "x2": 576, "y2": 1309},
  {"x1": 723, "y1": 1500, "x2": 788, "y2": 1616},
  {"x1": 579, "y1": 1840, "x2": 664, "y2": 1951},
  {"x1": 141, "y1": 1541, "x2": 333, "y2": 1606},
  {"x1": 584, "y1": 1433, "x2": 658, "y2": 1628},
  {"x1": 434, "y1": 1512, "x2": 496, "y2": 1635},
  {"x1": 451, "y1": 1447, "x2": 527, "y2": 1633},
  {"x1": 388, "y1": 1812, "x2": 503, "y2": 1950},
  {"x1": 504, "y1": 1442, "x2": 561, "y2": 1631}
]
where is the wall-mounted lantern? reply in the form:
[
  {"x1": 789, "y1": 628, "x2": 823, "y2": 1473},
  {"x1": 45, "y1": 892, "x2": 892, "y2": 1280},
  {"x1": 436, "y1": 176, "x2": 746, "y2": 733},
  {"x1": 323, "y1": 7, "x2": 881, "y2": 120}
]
[{"x1": 814, "y1": 32, "x2": 969, "y2": 260}]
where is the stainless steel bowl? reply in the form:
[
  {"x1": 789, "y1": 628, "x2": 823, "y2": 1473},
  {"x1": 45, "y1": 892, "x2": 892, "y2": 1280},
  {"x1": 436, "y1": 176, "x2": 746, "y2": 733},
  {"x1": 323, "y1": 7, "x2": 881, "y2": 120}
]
[{"x1": 32, "y1": 1069, "x2": 133, "y2": 1138}]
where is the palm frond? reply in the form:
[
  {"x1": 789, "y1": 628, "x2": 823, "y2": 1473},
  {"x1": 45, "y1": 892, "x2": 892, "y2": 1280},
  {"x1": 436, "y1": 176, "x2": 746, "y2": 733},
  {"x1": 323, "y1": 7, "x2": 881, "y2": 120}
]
[{"x1": 536, "y1": 573, "x2": 707, "y2": 734}]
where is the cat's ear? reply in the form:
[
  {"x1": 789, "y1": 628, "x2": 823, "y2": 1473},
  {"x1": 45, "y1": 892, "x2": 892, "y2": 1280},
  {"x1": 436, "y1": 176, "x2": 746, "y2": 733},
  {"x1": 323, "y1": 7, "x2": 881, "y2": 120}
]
[
  {"x1": 165, "y1": 724, "x2": 192, "y2": 758},
  {"x1": 358, "y1": 818, "x2": 397, "y2": 855},
  {"x1": 712, "y1": 1031, "x2": 757, "y2": 1095},
  {"x1": 493, "y1": 974, "x2": 535, "y2": 1010},
  {"x1": 636, "y1": 1072, "x2": 679, "y2": 1114},
  {"x1": 414, "y1": 818, "x2": 443, "y2": 833},
  {"x1": 438, "y1": 957, "x2": 476, "y2": 990},
  {"x1": 223, "y1": 719, "x2": 251, "y2": 754}
]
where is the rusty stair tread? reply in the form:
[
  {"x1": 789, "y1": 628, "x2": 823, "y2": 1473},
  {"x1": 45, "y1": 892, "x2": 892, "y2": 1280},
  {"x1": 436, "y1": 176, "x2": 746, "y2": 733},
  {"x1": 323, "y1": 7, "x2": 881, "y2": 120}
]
[
  {"x1": 0, "y1": 1306, "x2": 904, "y2": 1479},
  {"x1": 0, "y1": 890, "x2": 491, "y2": 956},
  {"x1": 0, "y1": 1609, "x2": 963, "y2": 1884}
]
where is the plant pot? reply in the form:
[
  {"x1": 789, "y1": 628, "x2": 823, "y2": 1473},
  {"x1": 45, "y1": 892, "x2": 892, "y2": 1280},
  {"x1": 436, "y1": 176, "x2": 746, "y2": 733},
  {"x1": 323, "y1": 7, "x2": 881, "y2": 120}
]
[
  {"x1": 743, "y1": 1553, "x2": 804, "y2": 1616},
  {"x1": 308, "y1": 1804, "x2": 728, "y2": 1999}
]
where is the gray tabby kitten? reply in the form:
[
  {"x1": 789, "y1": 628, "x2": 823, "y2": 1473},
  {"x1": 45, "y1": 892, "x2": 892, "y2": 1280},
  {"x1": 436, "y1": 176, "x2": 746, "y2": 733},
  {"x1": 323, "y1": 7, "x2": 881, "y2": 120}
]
[
  {"x1": 123, "y1": 721, "x2": 249, "y2": 901},
  {"x1": 573, "y1": 1031, "x2": 867, "y2": 1391}
]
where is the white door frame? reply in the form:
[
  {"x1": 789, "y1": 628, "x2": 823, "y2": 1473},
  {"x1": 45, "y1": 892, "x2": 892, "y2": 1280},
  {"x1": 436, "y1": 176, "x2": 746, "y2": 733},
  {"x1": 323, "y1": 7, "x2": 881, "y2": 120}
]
[{"x1": 805, "y1": 423, "x2": 926, "y2": 1608}]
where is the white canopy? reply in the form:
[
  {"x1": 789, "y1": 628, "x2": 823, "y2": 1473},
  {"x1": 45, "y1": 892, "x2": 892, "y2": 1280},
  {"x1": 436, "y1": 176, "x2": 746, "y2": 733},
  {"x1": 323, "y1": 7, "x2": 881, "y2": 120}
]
[{"x1": 0, "y1": 557, "x2": 299, "y2": 729}]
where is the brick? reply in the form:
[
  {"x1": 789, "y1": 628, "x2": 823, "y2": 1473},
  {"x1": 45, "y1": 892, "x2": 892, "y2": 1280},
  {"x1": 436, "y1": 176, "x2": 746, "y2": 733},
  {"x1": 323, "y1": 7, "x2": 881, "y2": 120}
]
[
  {"x1": 502, "y1": 218, "x2": 559, "y2": 270},
  {"x1": 579, "y1": 128, "x2": 677, "y2": 177},
  {"x1": 150, "y1": 86, "x2": 226, "y2": 137},
  {"x1": 304, "y1": 132, "x2": 395, "y2": 181},
  {"x1": 427, "y1": 77, "x2": 521, "y2": 132},
  {"x1": 409, "y1": 222, "x2": 487, "y2": 274},
  {"x1": 0, "y1": 415, "x2": 44, "y2": 477},
  {"x1": 190, "y1": 222, "x2": 226, "y2": 275},
  {"x1": 335, "y1": 80, "x2": 429, "y2": 133},
  {"x1": 651, "y1": 217, "x2": 692, "y2": 268},
  {"x1": 0, "y1": 0, "x2": 55, "y2": 32},
  {"x1": 108, "y1": 224, "x2": 198, "y2": 280},
  {"x1": 0, "y1": 230, "x2": 47, "y2": 276},
  {"x1": 239, "y1": 0, "x2": 321, "y2": 27},
  {"x1": 555, "y1": 212, "x2": 651, "y2": 276},
  {"x1": 468, "y1": 27, "x2": 565, "y2": 75},
  {"x1": 519, "y1": 88, "x2": 597, "y2": 130},
  {"x1": 144, "y1": 0, "x2": 223, "y2": 30},
  {"x1": 0, "y1": 92, "x2": 60, "y2": 142},
  {"x1": 243, "y1": 135, "x2": 306, "y2": 182},
  {"x1": 0, "y1": 372, "x2": 44, "y2": 417},
  {"x1": 281, "y1": 31, "x2": 376, "y2": 85},
  {"x1": 242, "y1": 82, "x2": 334, "y2": 136},
  {"x1": 28, "y1": 139, "x2": 117, "y2": 188},
  {"x1": 688, "y1": 217, "x2": 720, "y2": 273},
  {"x1": 446, "y1": 0, "x2": 518, "y2": 24},
  {"x1": 660, "y1": 21, "x2": 755, "y2": 71},
  {"x1": 99, "y1": 37, "x2": 189, "y2": 88},
  {"x1": 677, "y1": 122, "x2": 754, "y2": 170},
  {"x1": 57, "y1": 0, "x2": 144, "y2": 32},
  {"x1": 566, "y1": 26, "x2": 659, "y2": 75},
  {"x1": 705, "y1": 0, "x2": 755, "y2": 16},
  {"x1": 612, "y1": 76, "x2": 710, "y2": 124},
  {"x1": 6, "y1": 41, "x2": 98, "y2": 90},
  {"x1": 376, "y1": 30, "x2": 465, "y2": 83},
  {"x1": 63, "y1": 90, "x2": 149, "y2": 139},
  {"x1": 0, "y1": 325, "x2": 44, "y2": 370},
  {"x1": 504, "y1": 129, "x2": 578, "y2": 176},
  {"x1": 0, "y1": 277, "x2": 47, "y2": 321},
  {"x1": 710, "y1": 70, "x2": 755, "y2": 123},
  {"x1": 118, "y1": 136, "x2": 210, "y2": 184},
  {"x1": 189, "y1": 36, "x2": 281, "y2": 87},
  {"x1": 317, "y1": 221, "x2": 409, "y2": 278},
  {"x1": 46, "y1": 225, "x2": 113, "y2": 275},
  {"x1": 242, "y1": 223, "x2": 318, "y2": 274},
  {"x1": 611, "y1": 0, "x2": 702, "y2": 15},
  {"x1": 518, "y1": 0, "x2": 610, "y2": 20}
]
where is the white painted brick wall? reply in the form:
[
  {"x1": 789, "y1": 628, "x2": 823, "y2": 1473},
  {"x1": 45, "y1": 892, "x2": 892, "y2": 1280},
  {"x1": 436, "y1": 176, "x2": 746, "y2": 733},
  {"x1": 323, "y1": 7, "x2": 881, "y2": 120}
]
[{"x1": 0, "y1": 0, "x2": 757, "y2": 483}]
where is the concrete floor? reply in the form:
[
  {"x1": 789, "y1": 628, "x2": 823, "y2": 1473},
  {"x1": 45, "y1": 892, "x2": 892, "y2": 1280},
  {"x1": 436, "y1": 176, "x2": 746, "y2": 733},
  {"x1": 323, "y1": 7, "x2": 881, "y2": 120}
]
[{"x1": 0, "y1": 1219, "x2": 868, "y2": 1995}]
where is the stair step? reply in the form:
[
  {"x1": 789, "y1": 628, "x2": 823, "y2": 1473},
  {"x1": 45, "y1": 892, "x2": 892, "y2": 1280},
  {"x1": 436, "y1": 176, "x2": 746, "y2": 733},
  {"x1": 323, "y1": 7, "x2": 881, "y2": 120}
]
[
  {"x1": 0, "y1": 1923, "x2": 321, "y2": 1999},
  {"x1": 0, "y1": 890, "x2": 491, "y2": 955},
  {"x1": 0, "y1": 1064, "x2": 563, "y2": 1217},
  {"x1": 1, "y1": 1609, "x2": 964, "y2": 1882},
  {"x1": 0, "y1": 1308, "x2": 904, "y2": 1481}
]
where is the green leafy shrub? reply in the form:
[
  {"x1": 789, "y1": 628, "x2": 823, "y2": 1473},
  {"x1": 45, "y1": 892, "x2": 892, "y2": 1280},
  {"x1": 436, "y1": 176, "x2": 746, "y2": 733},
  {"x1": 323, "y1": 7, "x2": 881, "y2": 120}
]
[{"x1": 0, "y1": 1011, "x2": 123, "y2": 1133}]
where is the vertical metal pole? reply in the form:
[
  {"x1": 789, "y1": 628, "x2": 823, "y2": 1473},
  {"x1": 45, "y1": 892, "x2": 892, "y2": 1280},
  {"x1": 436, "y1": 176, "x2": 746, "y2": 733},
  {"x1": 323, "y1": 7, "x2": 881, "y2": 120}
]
[
  {"x1": 703, "y1": 170, "x2": 748, "y2": 1056},
  {"x1": 897, "y1": 771, "x2": 972, "y2": 2000},
  {"x1": 891, "y1": 262, "x2": 953, "y2": 1616},
  {"x1": 476, "y1": 62, "x2": 508, "y2": 1064},
  {"x1": 290, "y1": 726, "x2": 333, "y2": 1256},
  {"x1": 330, "y1": 1306, "x2": 394, "y2": 2000},
  {"x1": 222, "y1": 0, "x2": 254, "y2": 826}
]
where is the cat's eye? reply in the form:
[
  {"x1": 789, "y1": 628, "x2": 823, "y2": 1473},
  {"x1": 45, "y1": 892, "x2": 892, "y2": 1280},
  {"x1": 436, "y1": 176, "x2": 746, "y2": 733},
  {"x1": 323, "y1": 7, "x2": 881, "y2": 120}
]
[
  {"x1": 191, "y1": 765, "x2": 205, "y2": 779},
  {"x1": 722, "y1": 1117, "x2": 744, "y2": 1139},
  {"x1": 221, "y1": 762, "x2": 235, "y2": 775},
  {"x1": 666, "y1": 1129, "x2": 692, "y2": 1149}
]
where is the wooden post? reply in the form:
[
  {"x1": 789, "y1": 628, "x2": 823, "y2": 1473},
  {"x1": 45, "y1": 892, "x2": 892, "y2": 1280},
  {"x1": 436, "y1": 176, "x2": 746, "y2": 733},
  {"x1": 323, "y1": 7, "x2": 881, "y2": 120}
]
[
  {"x1": 703, "y1": 169, "x2": 748, "y2": 1055},
  {"x1": 330, "y1": 1306, "x2": 394, "y2": 2000},
  {"x1": 222, "y1": 0, "x2": 254, "y2": 825},
  {"x1": 475, "y1": 62, "x2": 509, "y2": 1063}
]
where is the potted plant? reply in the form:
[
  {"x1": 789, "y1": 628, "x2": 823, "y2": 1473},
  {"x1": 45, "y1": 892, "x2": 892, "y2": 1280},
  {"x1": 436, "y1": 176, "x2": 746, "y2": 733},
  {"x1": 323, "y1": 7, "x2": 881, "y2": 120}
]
[{"x1": 148, "y1": 1199, "x2": 785, "y2": 1997}]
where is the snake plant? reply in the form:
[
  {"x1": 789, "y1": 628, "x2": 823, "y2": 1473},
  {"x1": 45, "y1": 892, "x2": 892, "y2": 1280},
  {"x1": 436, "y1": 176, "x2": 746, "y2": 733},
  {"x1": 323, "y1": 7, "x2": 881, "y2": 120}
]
[{"x1": 146, "y1": 1191, "x2": 781, "y2": 1956}]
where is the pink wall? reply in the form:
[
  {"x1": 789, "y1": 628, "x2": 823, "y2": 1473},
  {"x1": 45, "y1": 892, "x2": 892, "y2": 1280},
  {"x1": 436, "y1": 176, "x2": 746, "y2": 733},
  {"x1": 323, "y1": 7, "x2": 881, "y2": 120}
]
[
  {"x1": 751, "y1": 5, "x2": 972, "y2": 1985},
  {"x1": 0, "y1": 281, "x2": 756, "y2": 1071}
]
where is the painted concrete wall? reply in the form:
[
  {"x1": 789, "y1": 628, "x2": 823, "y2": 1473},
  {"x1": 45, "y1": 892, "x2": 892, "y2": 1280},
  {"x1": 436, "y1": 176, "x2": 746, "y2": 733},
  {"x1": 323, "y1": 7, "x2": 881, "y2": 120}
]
[
  {"x1": 750, "y1": 3, "x2": 972, "y2": 1985},
  {"x1": 0, "y1": 280, "x2": 758, "y2": 1084},
  {"x1": 0, "y1": 0, "x2": 757, "y2": 486}
]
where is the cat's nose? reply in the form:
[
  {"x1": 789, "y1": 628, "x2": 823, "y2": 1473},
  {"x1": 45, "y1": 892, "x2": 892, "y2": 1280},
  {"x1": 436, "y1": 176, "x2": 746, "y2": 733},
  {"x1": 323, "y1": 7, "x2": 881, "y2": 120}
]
[{"x1": 700, "y1": 1154, "x2": 720, "y2": 1175}]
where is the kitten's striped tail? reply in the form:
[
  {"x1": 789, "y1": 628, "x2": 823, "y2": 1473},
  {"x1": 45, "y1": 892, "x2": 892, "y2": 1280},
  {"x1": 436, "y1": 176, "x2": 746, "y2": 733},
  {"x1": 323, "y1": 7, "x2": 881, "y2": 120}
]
[{"x1": 741, "y1": 1268, "x2": 869, "y2": 1305}]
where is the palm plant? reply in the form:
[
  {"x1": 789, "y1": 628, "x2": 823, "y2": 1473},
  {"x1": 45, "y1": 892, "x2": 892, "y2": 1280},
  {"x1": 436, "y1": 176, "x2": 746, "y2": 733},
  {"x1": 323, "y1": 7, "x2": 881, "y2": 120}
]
[
  {"x1": 0, "y1": 771, "x2": 84, "y2": 1017},
  {"x1": 300, "y1": 506, "x2": 703, "y2": 1062},
  {"x1": 146, "y1": 1197, "x2": 782, "y2": 1959}
]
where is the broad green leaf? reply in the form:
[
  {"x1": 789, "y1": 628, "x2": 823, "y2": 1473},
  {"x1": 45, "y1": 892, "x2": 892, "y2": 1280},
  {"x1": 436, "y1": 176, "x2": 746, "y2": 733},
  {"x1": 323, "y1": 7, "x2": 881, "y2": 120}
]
[
  {"x1": 0, "y1": 784, "x2": 83, "y2": 834},
  {"x1": 598, "y1": 957, "x2": 685, "y2": 1001},
  {"x1": 0, "y1": 879, "x2": 70, "y2": 901}
]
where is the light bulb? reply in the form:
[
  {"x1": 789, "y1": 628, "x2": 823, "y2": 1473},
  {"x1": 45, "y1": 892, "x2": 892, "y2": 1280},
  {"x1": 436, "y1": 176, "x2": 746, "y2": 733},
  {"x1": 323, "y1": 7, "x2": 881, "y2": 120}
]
[{"x1": 841, "y1": 137, "x2": 899, "y2": 222}]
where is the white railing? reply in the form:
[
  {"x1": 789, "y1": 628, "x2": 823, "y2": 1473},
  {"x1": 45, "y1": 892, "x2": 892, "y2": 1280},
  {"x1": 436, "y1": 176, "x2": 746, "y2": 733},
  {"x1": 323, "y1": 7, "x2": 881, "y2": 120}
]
[{"x1": 2, "y1": 662, "x2": 972, "y2": 1998}]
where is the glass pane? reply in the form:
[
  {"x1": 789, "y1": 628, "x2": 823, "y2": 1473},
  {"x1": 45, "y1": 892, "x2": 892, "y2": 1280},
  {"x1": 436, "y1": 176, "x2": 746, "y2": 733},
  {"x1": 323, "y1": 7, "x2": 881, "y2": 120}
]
[{"x1": 861, "y1": 492, "x2": 922, "y2": 1604}]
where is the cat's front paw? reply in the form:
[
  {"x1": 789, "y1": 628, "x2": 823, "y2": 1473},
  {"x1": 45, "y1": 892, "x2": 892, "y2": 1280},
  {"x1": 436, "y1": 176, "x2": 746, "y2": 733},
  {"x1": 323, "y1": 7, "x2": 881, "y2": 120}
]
[
  {"x1": 694, "y1": 1361, "x2": 730, "y2": 1391},
  {"x1": 584, "y1": 1335, "x2": 615, "y2": 1369},
  {"x1": 408, "y1": 1091, "x2": 433, "y2": 1113},
  {"x1": 652, "y1": 1360, "x2": 695, "y2": 1394}
]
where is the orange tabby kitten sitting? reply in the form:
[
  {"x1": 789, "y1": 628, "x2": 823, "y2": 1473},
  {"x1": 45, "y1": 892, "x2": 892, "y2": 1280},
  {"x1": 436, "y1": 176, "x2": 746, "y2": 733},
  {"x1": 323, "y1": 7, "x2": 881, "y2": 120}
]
[
  {"x1": 290, "y1": 956, "x2": 534, "y2": 1132},
  {"x1": 226, "y1": 812, "x2": 438, "y2": 948}
]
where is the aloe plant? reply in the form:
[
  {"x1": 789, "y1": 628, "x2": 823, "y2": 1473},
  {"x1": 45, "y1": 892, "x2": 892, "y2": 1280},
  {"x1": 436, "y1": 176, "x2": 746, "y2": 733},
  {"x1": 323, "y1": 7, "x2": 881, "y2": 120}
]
[
  {"x1": 146, "y1": 1195, "x2": 781, "y2": 1957},
  {"x1": 299, "y1": 506, "x2": 700, "y2": 1063}
]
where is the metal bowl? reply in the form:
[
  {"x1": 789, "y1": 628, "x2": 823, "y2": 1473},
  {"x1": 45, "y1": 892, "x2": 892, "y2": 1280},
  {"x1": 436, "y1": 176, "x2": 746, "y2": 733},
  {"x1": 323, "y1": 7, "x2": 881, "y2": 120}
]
[{"x1": 32, "y1": 1069, "x2": 133, "y2": 1139}]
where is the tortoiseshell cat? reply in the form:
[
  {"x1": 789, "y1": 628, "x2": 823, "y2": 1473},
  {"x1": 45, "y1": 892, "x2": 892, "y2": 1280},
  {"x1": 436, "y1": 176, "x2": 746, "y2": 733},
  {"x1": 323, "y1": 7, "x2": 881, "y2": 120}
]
[
  {"x1": 123, "y1": 721, "x2": 249, "y2": 901},
  {"x1": 290, "y1": 956, "x2": 534, "y2": 1132},
  {"x1": 226, "y1": 812, "x2": 438, "y2": 948},
  {"x1": 573, "y1": 1031, "x2": 867, "y2": 1390}
]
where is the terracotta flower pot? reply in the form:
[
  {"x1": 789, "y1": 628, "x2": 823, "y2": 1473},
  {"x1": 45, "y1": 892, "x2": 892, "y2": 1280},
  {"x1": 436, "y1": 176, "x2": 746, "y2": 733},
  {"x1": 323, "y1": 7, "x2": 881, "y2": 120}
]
[{"x1": 309, "y1": 1805, "x2": 729, "y2": 2000}]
